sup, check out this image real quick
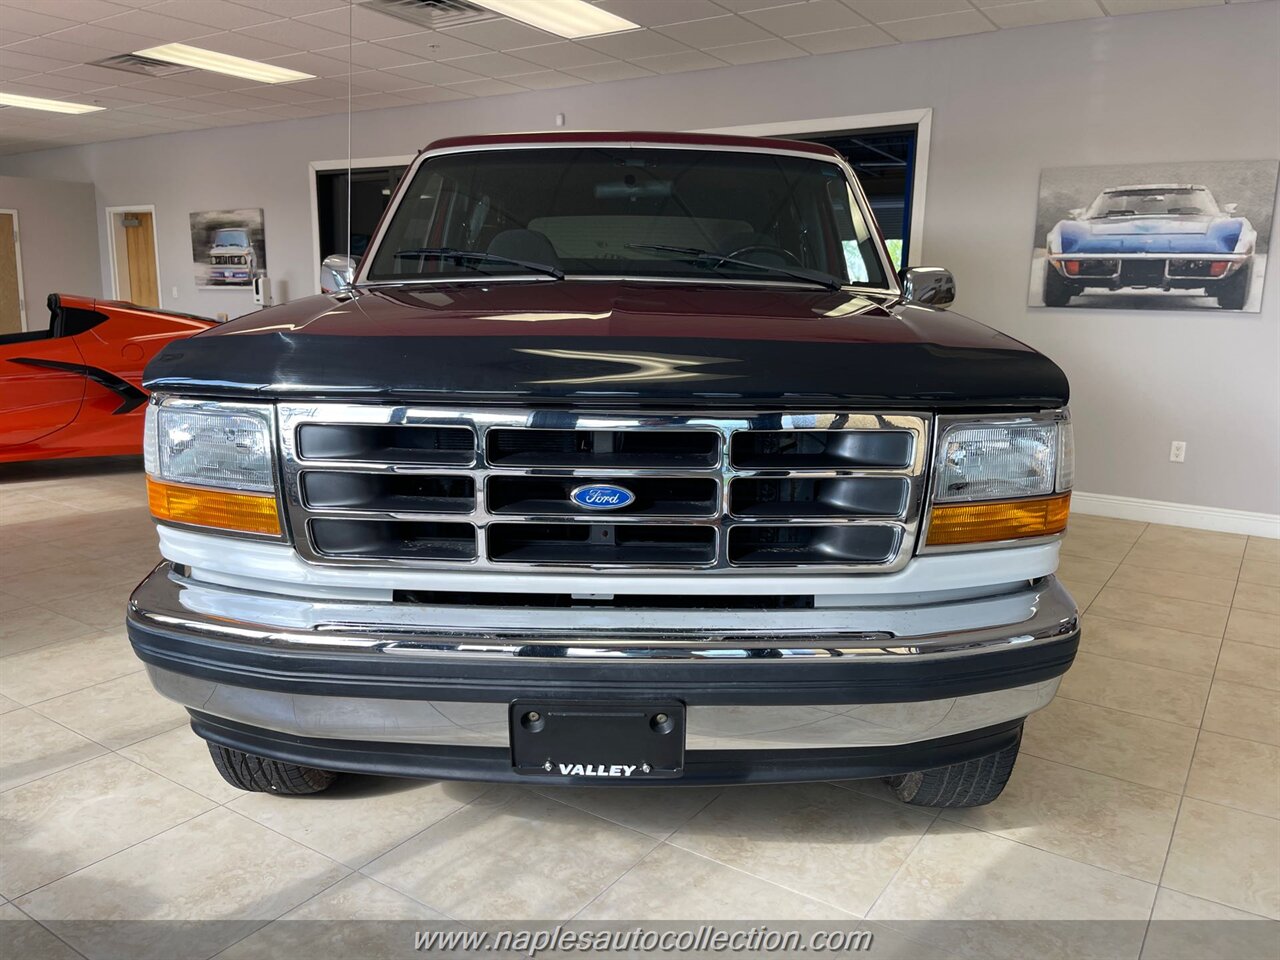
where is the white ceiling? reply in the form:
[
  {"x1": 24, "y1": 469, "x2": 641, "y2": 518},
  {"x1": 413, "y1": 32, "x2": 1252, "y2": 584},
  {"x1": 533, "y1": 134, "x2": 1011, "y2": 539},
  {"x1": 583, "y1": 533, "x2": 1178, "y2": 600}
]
[{"x1": 0, "y1": 0, "x2": 1255, "y2": 156}]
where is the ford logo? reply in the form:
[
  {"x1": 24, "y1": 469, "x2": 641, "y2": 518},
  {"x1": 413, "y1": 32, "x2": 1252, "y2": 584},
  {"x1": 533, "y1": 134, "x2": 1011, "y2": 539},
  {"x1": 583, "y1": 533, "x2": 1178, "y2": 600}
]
[{"x1": 570, "y1": 483, "x2": 635, "y2": 511}]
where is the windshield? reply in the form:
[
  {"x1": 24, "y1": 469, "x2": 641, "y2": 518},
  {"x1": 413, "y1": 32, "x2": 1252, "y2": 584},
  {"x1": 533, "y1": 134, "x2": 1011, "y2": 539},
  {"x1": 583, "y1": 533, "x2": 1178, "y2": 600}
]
[
  {"x1": 365, "y1": 147, "x2": 889, "y2": 288},
  {"x1": 1085, "y1": 187, "x2": 1218, "y2": 219},
  {"x1": 213, "y1": 230, "x2": 250, "y2": 247}
]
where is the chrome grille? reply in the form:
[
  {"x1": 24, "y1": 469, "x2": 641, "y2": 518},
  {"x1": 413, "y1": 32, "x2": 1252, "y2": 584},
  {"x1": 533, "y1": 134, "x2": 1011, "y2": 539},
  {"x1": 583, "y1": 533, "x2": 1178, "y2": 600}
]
[{"x1": 278, "y1": 406, "x2": 930, "y2": 572}]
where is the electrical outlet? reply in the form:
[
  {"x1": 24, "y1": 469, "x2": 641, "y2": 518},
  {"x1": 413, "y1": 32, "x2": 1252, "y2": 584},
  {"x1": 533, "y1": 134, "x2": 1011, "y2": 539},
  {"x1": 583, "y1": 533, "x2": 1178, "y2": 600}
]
[{"x1": 1170, "y1": 441, "x2": 1187, "y2": 463}]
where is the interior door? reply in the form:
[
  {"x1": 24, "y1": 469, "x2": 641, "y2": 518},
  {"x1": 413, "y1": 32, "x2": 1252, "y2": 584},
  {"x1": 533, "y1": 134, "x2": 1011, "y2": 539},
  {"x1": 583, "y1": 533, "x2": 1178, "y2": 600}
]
[
  {"x1": 123, "y1": 211, "x2": 160, "y2": 307},
  {"x1": 0, "y1": 212, "x2": 23, "y2": 334}
]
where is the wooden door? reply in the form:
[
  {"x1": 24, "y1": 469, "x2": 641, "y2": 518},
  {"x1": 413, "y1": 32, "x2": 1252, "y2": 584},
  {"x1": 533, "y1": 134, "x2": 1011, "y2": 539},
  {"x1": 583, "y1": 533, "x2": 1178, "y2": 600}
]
[
  {"x1": 123, "y1": 211, "x2": 159, "y2": 307},
  {"x1": 0, "y1": 212, "x2": 22, "y2": 334}
]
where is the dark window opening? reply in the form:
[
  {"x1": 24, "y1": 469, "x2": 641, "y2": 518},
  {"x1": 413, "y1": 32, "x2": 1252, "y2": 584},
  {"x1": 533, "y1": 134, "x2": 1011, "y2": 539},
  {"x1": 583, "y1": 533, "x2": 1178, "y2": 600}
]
[{"x1": 316, "y1": 165, "x2": 407, "y2": 263}]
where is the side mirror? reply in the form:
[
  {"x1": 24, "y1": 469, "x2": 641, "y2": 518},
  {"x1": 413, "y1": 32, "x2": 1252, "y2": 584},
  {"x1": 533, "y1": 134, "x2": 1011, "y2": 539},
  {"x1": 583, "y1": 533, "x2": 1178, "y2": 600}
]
[
  {"x1": 320, "y1": 254, "x2": 360, "y2": 294},
  {"x1": 900, "y1": 266, "x2": 956, "y2": 308},
  {"x1": 1222, "y1": 202, "x2": 1239, "y2": 215},
  {"x1": 1068, "y1": 208, "x2": 1085, "y2": 220}
]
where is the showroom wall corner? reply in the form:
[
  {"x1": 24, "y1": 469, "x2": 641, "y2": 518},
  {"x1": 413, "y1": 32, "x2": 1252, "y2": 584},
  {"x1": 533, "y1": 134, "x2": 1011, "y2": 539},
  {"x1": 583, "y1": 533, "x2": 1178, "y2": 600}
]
[
  {"x1": 0, "y1": 1, "x2": 1275, "y2": 520},
  {"x1": 0, "y1": 175, "x2": 102, "y2": 329}
]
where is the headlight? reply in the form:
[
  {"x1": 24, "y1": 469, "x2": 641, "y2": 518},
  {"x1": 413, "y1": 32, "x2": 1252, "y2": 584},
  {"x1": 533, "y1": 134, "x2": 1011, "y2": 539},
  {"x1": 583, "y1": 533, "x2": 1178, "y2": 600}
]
[
  {"x1": 144, "y1": 400, "x2": 283, "y2": 536},
  {"x1": 926, "y1": 412, "x2": 1072, "y2": 547}
]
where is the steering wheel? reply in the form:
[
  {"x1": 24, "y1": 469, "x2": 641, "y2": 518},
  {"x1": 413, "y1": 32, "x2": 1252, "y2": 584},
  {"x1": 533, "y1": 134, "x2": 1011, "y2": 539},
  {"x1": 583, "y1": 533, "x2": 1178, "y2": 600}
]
[{"x1": 724, "y1": 243, "x2": 803, "y2": 266}]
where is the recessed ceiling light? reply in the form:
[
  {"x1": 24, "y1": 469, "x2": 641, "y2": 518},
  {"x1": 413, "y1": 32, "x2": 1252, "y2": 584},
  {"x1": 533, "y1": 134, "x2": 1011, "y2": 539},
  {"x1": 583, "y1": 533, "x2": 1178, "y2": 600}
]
[
  {"x1": 469, "y1": 0, "x2": 639, "y2": 39},
  {"x1": 132, "y1": 43, "x2": 314, "y2": 84},
  {"x1": 0, "y1": 92, "x2": 105, "y2": 114}
]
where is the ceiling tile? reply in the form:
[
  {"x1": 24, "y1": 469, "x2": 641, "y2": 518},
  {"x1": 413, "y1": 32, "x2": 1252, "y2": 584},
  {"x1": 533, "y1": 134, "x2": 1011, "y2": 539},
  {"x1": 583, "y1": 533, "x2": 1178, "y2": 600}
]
[
  {"x1": 560, "y1": 59, "x2": 654, "y2": 82},
  {"x1": 509, "y1": 41, "x2": 612, "y2": 69},
  {"x1": 118, "y1": 75, "x2": 224, "y2": 96},
  {"x1": 1100, "y1": 0, "x2": 1222, "y2": 13},
  {"x1": 5, "y1": 70, "x2": 109, "y2": 93},
  {"x1": 0, "y1": 6, "x2": 79, "y2": 36},
  {"x1": 844, "y1": 0, "x2": 975, "y2": 22},
  {"x1": 238, "y1": 80, "x2": 328, "y2": 103},
  {"x1": 789, "y1": 22, "x2": 896, "y2": 51},
  {"x1": 385, "y1": 59, "x2": 483, "y2": 86},
  {"x1": 628, "y1": 49, "x2": 729, "y2": 73},
  {"x1": 705, "y1": 36, "x2": 807, "y2": 62},
  {"x1": 318, "y1": 41, "x2": 424, "y2": 69},
  {"x1": 394, "y1": 85, "x2": 472, "y2": 103},
  {"x1": 443, "y1": 51, "x2": 542, "y2": 78},
  {"x1": 340, "y1": 68, "x2": 426, "y2": 92},
  {"x1": 438, "y1": 18, "x2": 559, "y2": 52},
  {"x1": 982, "y1": 0, "x2": 1105, "y2": 27},
  {"x1": 1, "y1": 35, "x2": 118, "y2": 63},
  {"x1": 94, "y1": 9, "x2": 217, "y2": 41},
  {"x1": 263, "y1": 51, "x2": 356, "y2": 77},
  {"x1": 378, "y1": 30, "x2": 489, "y2": 61},
  {"x1": 233, "y1": 16, "x2": 350, "y2": 50},
  {"x1": 296, "y1": 5, "x2": 424, "y2": 41},
  {"x1": 444, "y1": 76, "x2": 527, "y2": 97},
  {"x1": 579, "y1": 30, "x2": 693, "y2": 59},
  {"x1": 146, "y1": 0, "x2": 282, "y2": 30},
  {"x1": 80, "y1": 81, "x2": 171, "y2": 102},
  {"x1": 0, "y1": 28, "x2": 36, "y2": 46},
  {"x1": 283, "y1": 74, "x2": 381, "y2": 97},
  {"x1": 744, "y1": 0, "x2": 871, "y2": 35},
  {"x1": 348, "y1": 90, "x2": 419, "y2": 110},
  {"x1": 510, "y1": 70, "x2": 591, "y2": 89},
  {"x1": 0, "y1": 51, "x2": 75, "y2": 74},
  {"x1": 231, "y1": 0, "x2": 348, "y2": 14},
  {"x1": 594, "y1": 0, "x2": 728, "y2": 26},
  {"x1": 879, "y1": 9, "x2": 997, "y2": 40},
  {"x1": 3, "y1": 0, "x2": 136, "y2": 20},
  {"x1": 45, "y1": 61, "x2": 156, "y2": 87},
  {"x1": 656, "y1": 15, "x2": 774, "y2": 46},
  {"x1": 46, "y1": 22, "x2": 164, "y2": 54},
  {"x1": 712, "y1": 0, "x2": 805, "y2": 10},
  {"x1": 189, "y1": 29, "x2": 298, "y2": 60}
]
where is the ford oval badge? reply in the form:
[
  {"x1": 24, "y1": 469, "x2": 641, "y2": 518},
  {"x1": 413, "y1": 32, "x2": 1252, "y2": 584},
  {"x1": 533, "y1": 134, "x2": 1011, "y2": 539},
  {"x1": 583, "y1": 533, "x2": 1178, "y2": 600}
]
[{"x1": 570, "y1": 483, "x2": 635, "y2": 511}]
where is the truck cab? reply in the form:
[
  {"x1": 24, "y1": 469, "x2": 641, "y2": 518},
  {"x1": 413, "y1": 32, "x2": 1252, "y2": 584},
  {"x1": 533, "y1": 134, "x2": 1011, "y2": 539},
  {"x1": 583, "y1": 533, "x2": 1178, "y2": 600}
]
[{"x1": 129, "y1": 132, "x2": 1077, "y2": 807}]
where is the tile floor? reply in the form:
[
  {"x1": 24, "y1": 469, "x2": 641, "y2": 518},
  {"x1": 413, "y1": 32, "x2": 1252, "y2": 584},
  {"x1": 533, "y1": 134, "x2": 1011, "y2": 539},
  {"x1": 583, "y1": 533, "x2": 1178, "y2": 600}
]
[{"x1": 1, "y1": 460, "x2": 1278, "y2": 959}]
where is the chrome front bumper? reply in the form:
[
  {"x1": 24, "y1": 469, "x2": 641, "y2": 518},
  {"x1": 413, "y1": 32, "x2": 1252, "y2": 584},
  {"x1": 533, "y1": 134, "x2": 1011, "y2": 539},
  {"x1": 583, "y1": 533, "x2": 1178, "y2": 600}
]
[{"x1": 128, "y1": 564, "x2": 1077, "y2": 754}]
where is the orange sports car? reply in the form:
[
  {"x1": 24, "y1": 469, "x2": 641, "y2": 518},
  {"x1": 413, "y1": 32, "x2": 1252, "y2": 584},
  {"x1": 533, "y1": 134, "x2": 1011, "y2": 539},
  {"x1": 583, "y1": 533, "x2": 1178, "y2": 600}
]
[{"x1": 0, "y1": 294, "x2": 217, "y2": 463}]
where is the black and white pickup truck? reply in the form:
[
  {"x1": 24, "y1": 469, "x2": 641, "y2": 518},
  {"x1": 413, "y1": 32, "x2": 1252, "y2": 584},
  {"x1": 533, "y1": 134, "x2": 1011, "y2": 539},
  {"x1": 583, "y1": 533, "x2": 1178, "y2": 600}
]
[{"x1": 128, "y1": 131, "x2": 1078, "y2": 808}]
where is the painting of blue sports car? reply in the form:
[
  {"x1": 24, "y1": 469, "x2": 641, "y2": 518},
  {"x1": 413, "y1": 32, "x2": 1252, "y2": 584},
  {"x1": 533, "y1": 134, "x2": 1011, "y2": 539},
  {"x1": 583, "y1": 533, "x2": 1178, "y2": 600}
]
[{"x1": 1043, "y1": 183, "x2": 1256, "y2": 309}]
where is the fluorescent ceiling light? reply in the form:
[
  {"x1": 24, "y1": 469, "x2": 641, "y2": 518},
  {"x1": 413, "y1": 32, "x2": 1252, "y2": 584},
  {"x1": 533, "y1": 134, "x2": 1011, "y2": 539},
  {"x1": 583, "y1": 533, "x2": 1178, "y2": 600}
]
[
  {"x1": 470, "y1": 0, "x2": 639, "y2": 39},
  {"x1": 0, "y1": 92, "x2": 104, "y2": 114},
  {"x1": 133, "y1": 43, "x2": 314, "y2": 84}
]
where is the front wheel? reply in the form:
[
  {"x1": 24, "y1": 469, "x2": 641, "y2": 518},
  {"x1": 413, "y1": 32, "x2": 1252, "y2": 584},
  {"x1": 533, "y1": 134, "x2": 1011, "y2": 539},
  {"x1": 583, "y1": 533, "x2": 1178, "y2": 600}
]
[
  {"x1": 207, "y1": 743, "x2": 338, "y2": 795},
  {"x1": 1043, "y1": 266, "x2": 1076, "y2": 307},
  {"x1": 885, "y1": 728, "x2": 1021, "y2": 807},
  {"x1": 1216, "y1": 261, "x2": 1252, "y2": 310}
]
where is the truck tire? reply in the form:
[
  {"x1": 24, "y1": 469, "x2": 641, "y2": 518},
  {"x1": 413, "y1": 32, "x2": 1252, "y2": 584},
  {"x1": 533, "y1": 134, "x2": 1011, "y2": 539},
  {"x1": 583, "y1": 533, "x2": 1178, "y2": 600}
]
[
  {"x1": 885, "y1": 730, "x2": 1021, "y2": 807},
  {"x1": 1042, "y1": 266, "x2": 1075, "y2": 307},
  {"x1": 207, "y1": 743, "x2": 337, "y2": 795},
  {"x1": 1216, "y1": 262, "x2": 1251, "y2": 310}
]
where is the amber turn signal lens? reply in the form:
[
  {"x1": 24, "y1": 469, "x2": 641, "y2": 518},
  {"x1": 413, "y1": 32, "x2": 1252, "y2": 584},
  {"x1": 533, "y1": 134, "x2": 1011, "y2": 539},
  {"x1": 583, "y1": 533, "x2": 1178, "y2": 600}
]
[
  {"x1": 147, "y1": 477, "x2": 281, "y2": 536},
  {"x1": 926, "y1": 493, "x2": 1071, "y2": 546}
]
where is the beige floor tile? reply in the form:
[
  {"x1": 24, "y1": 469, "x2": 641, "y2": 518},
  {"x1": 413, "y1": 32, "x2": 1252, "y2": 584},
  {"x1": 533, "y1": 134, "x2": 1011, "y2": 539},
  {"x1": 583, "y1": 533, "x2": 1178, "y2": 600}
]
[
  {"x1": 118, "y1": 725, "x2": 244, "y2": 804},
  {"x1": 531, "y1": 784, "x2": 722, "y2": 840},
  {"x1": 364, "y1": 787, "x2": 657, "y2": 921},
  {"x1": 668, "y1": 782, "x2": 933, "y2": 916},
  {"x1": 1080, "y1": 615, "x2": 1222, "y2": 677},
  {"x1": 1226, "y1": 608, "x2": 1280, "y2": 648},
  {"x1": 0, "y1": 606, "x2": 96, "y2": 657},
  {"x1": 942, "y1": 755, "x2": 1180, "y2": 882},
  {"x1": 0, "y1": 754, "x2": 214, "y2": 899},
  {"x1": 868, "y1": 820, "x2": 1154, "y2": 960},
  {"x1": 578, "y1": 842, "x2": 854, "y2": 920},
  {"x1": 0, "y1": 557, "x2": 145, "y2": 605},
  {"x1": 1142, "y1": 888, "x2": 1280, "y2": 960},
  {"x1": 1108, "y1": 564, "x2": 1238, "y2": 607},
  {"x1": 1088, "y1": 587, "x2": 1229, "y2": 639},
  {"x1": 17, "y1": 807, "x2": 349, "y2": 960},
  {"x1": 1240, "y1": 558, "x2": 1280, "y2": 587},
  {"x1": 1203, "y1": 680, "x2": 1280, "y2": 746},
  {"x1": 1245, "y1": 538, "x2": 1280, "y2": 565},
  {"x1": 1022, "y1": 697, "x2": 1197, "y2": 793},
  {"x1": 0, "y1": 708, "x2": 106, "y2": 792},
  {"x1": 1056, "y1": 554, "x2": 1117, "y2": 585},
  {"x1": 0, "y1": 493, "x2": 65, "y2": 526},
  {"x1": 0, "y1": 589, "x2": 26, "y2": 613},
  {"x1": 1057, "y1": 653, "x2": 1211, "y2": 727},
  {"x1": 1136, "y1": 524, "x2": 1248, "y2": 555},
  {"x1": 1163, "y1": 798, "x2": 1280, "y2": 919},
  {"x1": 59, "y1": 584, "x2": 133, "y2": 632},
  {"x1": 0, "y1": 902, "x2": 81, "y2": 960},
  {"x1": 0, "y1": 693, "x2": 19, "y2": 714},
  {"x1": 229, "y1": 777, "x2": 489, "y2": 868},
  {"x1": 214, "y1": 874, "x2": 447, "y2": 960},
  {"x1": 1062, "y1": 518, "x2": 1144, "y2": 563},
  {"x1": 1234, "y1": 581, "x2": 1280, "y2": 616},
  {"x1": 1215, "y1": 641, "x2": 1280, "y2": 692},
  {"x1": 1184, "y1": 731, "x2": 1280, "y2": 819},
  {"x1": 1123, "y1": 542, "x2": 1244, "y2": 580},
  {"x1": 32, "y1": 671, "x2": 188, "y2": 749},
  {"x1": 1059, "y1": 577, "x2": 1101, "y2": 611},
  {"x1": 0, "y1": 632, "x2": 141, "y2": 706}
]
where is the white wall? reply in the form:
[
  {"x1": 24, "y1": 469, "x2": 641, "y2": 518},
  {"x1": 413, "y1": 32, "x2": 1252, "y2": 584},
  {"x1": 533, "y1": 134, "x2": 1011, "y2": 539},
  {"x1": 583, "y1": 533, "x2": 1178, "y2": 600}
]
[
  {"x1": 0, "y1": 175, "x2": 102, "y2": 329},
  {"x1": 0, "y1": 2, "x2": 1275, "y2": 516}
]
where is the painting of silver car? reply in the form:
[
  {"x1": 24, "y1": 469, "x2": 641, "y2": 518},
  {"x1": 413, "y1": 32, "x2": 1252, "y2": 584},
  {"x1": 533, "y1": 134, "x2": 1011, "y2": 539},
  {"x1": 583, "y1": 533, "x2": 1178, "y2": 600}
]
[{"x1": 1028, "y1": 160, "x2": 1277, "y2": 312}]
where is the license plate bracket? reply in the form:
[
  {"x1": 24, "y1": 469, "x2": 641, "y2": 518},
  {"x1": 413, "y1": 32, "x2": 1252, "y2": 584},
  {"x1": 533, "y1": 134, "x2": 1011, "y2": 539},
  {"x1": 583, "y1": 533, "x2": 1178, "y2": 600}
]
[{"x1": 509, "y1": 700, "x2": 685, "y2": 780}]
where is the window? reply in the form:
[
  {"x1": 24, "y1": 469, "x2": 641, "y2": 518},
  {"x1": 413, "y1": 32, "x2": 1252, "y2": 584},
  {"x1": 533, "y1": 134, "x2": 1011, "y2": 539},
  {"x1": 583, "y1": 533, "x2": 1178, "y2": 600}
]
[{"x1": 316, "y1": 165, "x2": 407, "y2": 261}]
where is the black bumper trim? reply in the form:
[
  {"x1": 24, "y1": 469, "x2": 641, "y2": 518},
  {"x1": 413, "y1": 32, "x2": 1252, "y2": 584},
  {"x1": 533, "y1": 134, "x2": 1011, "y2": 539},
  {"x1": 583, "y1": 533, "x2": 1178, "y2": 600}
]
[
  {"x1": 128, "y1": 616, "x2": 1078, "y2": 706},
  {"x1": 190, "y1": 711, "x2": 1025, "y2": 787}
]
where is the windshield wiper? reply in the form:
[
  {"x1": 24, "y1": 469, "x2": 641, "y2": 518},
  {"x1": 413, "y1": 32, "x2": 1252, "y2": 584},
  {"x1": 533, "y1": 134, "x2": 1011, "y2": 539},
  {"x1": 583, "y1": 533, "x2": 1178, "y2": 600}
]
[
  {"x1": 391, "y1": 247, "x2": 564, "y2": 279},
  {"x1": 625, "y1": 243, "x2": 842, "y2": 291}
]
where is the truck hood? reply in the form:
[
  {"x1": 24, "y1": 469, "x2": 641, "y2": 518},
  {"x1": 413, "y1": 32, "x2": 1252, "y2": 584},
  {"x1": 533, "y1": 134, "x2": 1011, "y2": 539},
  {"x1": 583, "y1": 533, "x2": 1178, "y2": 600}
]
[{"x1": 144, "y1": 281, "x2": 1068, "y2": 409}]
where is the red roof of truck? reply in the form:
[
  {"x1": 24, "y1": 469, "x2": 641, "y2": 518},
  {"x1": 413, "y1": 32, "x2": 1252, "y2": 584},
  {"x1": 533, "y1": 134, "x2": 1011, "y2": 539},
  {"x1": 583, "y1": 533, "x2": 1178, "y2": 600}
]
[{"x1": 422, "y1": 130, "x2": 843, "y2": 159}]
